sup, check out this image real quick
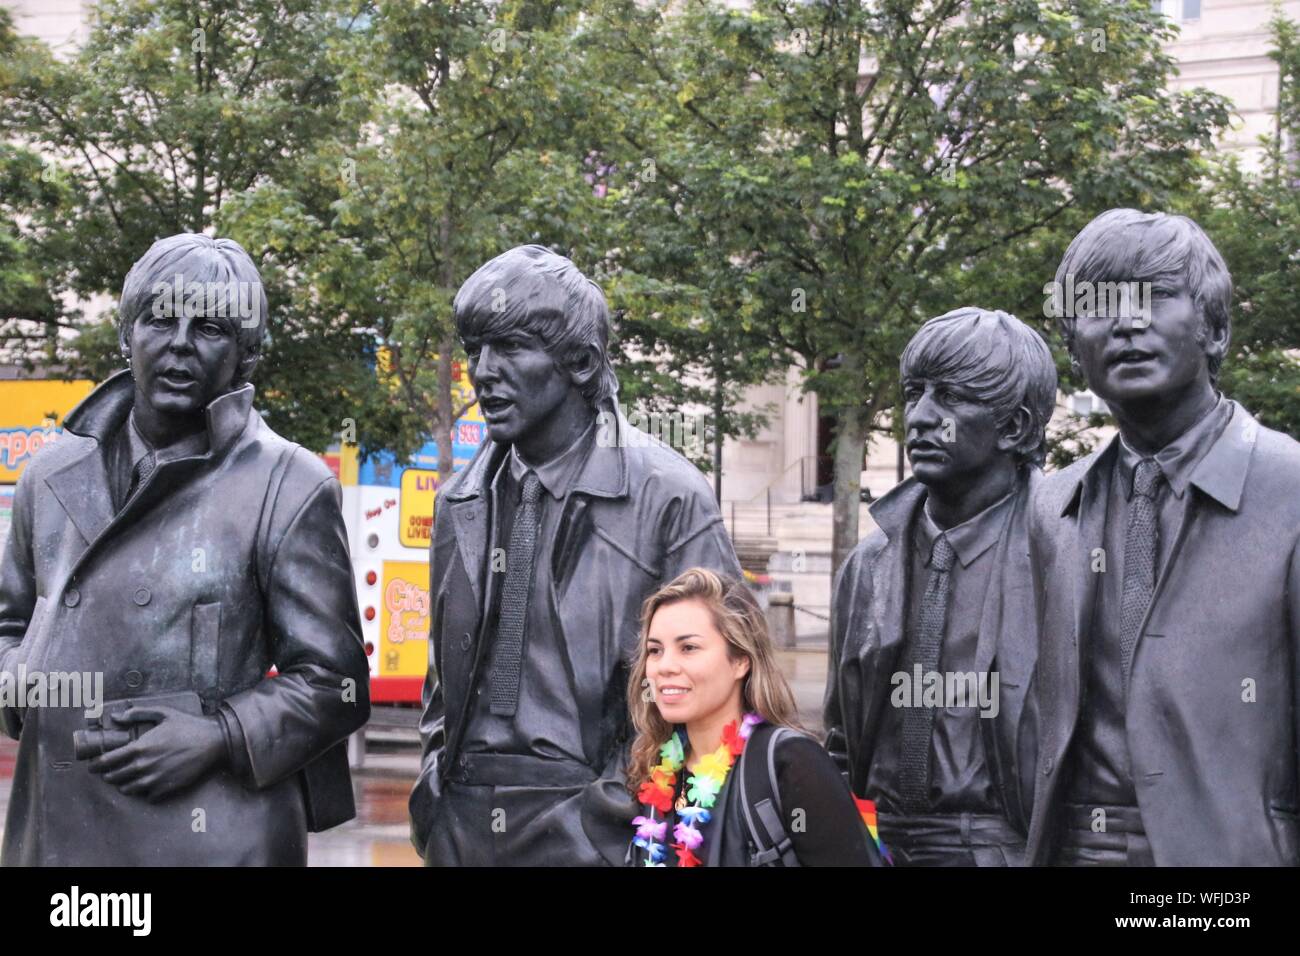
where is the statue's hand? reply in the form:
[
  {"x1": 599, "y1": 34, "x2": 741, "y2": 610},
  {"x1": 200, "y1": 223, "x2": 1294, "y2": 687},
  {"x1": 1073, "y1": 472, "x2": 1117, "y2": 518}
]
[{"x1": 88, "y1": 706, "x2": 226, "y2": 801}]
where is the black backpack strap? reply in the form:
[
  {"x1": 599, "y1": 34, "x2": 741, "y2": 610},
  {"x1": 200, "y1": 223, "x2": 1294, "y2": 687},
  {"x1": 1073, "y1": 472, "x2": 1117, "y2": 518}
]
[{"x1": 738, "y1": 725, "x2": 802, "y2": 867}]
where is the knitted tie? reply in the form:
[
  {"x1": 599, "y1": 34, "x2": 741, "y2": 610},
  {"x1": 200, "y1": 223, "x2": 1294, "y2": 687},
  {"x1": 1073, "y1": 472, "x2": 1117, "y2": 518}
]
[
  {"x1": 1119, "y1": 458, "x2": 1163, "y2": 684},
  {"x1": 898, "y1": 532, "x2": 956, "y2": 813},
  {"x1": 490, "y1": 470, "x2": 542, "y2": 716},
  {"x1": 127, "y1": 452, "x2": 156, "y2": 502}
]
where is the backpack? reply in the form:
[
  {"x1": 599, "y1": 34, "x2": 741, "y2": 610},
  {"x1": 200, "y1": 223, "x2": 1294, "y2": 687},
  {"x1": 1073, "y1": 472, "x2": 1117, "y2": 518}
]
[{"x1": 737, "y1": 723, "x2": 802, "y2": 867}]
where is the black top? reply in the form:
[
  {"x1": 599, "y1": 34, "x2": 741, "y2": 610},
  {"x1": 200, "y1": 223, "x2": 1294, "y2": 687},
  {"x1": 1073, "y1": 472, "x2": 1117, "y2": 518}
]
[
  {"x1": 632, "y1": 729, "x2": 879, "y2": 867},
  {"x1": 767, "y1": 733, "x2": 880, "y2": 867}
]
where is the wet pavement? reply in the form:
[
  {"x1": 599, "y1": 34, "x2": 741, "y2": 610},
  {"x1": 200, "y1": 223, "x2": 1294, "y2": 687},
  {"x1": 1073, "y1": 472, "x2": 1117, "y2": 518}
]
[{"x1": 0, "y1": 648, "x2": 828, "y2": 866}]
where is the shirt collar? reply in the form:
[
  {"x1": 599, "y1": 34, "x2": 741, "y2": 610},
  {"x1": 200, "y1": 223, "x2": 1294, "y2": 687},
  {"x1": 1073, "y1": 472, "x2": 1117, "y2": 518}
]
[
  {"x1": 126, "y1": 409, "x2": 209, "y2": 465},
  {"x1": 506, "y1": 420, "x2": 596, "y2": 500},
  {"x1": 1115, "y1": 395, "x2": 1233, "y2": 500},
  {"x1": 914, "y1": 488, "x2": 1016, "y2": 569}
]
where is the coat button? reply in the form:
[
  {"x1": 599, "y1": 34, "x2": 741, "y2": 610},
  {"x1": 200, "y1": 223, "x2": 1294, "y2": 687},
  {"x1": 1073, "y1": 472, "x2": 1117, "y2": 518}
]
[
  {"x1": 133, "y1": 587, "x2": 151, "y2": 606},
  {"x1": 124, "y1": 670, "x2": 144, "y2": 688},
  {"x1": 460, "y1": 632, "x2": 472, "y2": 651},
  {"x1": 1043, "y1": 756, "x2": 1054, "y2": 776},
  {"x1": 63, "y1": 589, "x2": 80, "y2": 608}
]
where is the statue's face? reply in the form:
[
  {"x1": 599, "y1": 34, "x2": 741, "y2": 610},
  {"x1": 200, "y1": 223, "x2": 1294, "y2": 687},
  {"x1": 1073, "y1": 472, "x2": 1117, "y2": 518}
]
[
  {"x1": 127, "y1": 310, "x2": 243, "y2": 418},
  {"x1": 1072, "y1": 281, "x2": 1214, "y2": 408},
  {"x1": 903, "y1": 377, "x2": 1008, "y2": 488},
  {"x1": 464, "y1": 327, "x2": 575, "y2": 446}
]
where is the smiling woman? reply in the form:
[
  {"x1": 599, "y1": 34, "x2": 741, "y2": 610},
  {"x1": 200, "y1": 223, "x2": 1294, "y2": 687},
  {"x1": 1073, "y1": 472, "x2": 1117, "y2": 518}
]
[{"x1": 625, "y1": 568, "x2": 881, "y2": 867}]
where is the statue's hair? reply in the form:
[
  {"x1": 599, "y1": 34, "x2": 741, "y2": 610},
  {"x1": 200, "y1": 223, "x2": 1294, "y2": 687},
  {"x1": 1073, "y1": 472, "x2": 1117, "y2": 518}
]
[
  {"x1": 1053, "y1": 208, "x2": 1232, "y2": 384},
  {"x1": 625, "y1": 568, "x2": 804, "y2": 797},
  {"x1": 900, "y1": 307, "x2": 1058, "y2": 467},
  {"x1": 118, "y1": 233, "x2": 268, "y2": 385},
  {"x1": 453, "y1": 244, "x2": 618, "y2": 407}
]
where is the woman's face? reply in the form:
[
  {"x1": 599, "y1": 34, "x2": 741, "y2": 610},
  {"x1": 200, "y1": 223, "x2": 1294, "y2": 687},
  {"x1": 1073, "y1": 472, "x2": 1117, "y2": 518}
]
[{"x1": 645, "y1": 598, "x2": 750, "y2": 727}]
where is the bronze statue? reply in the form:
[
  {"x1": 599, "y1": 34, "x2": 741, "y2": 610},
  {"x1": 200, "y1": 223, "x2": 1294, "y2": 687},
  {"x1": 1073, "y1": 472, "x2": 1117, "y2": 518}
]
[
  {"x1": 0, "y1": 234, "x2": 370, "y2": 865},
  {"x1": 1026, "y1": 208, "x2": 1300, "y2": 866},
  {"x1": 826, "y1": 307, "x2": 1056, "y2": 865},
  {"x1": 410, "y1": 245, "x2": 741, "y2": 866}
]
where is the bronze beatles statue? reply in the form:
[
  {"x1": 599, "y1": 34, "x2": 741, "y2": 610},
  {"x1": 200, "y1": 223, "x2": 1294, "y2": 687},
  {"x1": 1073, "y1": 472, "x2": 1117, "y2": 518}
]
[
  {"x1": 0, "y1": 234, "x2": 370, "y2": 865},
  {"x1": 1025, "y1": 209, "x2": 1300, "y2": 866},
  {"x1": 826, "y1": 308, "x2": 1056, "y2": 866},
  {"x1": 409, "y1": 245, "x2": 741, "y2": 866}
]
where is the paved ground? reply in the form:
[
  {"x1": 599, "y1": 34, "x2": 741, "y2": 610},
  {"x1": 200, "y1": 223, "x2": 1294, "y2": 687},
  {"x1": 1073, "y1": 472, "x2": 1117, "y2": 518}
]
[{"x1": 0, "y1": 648, "x2": 829, "y2": 866}]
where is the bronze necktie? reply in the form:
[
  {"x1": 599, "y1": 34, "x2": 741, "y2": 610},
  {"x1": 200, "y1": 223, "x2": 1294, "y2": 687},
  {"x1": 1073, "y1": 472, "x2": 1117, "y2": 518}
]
[
  {"x1": 899, "y1": 532, "x2": 955, "y2": 813},
  {"x1": 1120, "y1": 458, "x2": 1163, "y2": 684},
  {"x1": 490, "y1": 471, "x2": 542, "y2": 717}
]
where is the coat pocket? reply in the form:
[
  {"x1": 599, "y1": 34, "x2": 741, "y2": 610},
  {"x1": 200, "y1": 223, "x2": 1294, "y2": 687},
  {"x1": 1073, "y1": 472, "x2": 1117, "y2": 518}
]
[{"x1": 190, "y1": 602, "x2": 222, "y2": 701}]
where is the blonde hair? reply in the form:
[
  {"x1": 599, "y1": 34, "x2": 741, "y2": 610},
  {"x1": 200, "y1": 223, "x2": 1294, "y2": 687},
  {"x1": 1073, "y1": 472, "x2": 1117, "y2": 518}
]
[{"x1": 625, "y1": 568, "x2": 803, "y2": 795}]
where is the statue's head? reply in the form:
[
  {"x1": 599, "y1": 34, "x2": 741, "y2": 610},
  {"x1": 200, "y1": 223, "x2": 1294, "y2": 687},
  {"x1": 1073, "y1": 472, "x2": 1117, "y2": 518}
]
[
  {"x1": 118, "y1": 233, "x2": 267, "y2": 419},
  {"x1": 454, "y1": 244, "x2": 618, "y2": 447},
  {"x1": 1052, "y1": 208, "x2": 1231, "y2": 409},
  {"x1": 900, "y1": 307, "x2": 1057, "y2": 489}
]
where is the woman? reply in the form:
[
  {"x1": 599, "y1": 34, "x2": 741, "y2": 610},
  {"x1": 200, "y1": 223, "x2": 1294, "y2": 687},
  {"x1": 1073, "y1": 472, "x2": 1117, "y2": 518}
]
[{"x1": 625, "y1": 568, "x2": 882, "y2": 867}]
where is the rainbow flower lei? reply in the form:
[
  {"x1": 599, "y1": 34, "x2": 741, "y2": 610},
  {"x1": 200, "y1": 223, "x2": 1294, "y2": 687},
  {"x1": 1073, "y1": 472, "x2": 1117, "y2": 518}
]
[{"x1": 632, "y1": 713, "x2": 763, "y2": 867}]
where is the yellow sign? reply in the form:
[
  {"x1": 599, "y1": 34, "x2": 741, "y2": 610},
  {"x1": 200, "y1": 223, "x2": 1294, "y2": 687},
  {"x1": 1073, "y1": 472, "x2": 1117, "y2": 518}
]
[
  {"x1": 379, "y1": 560, "x2": 430, "y2": 677},
  {"x1": 399, "y1": 468, "x2": 439, "y2": 549},
  {"x1": 0, "y1": 380, "x2": 95, "y2": 483}
]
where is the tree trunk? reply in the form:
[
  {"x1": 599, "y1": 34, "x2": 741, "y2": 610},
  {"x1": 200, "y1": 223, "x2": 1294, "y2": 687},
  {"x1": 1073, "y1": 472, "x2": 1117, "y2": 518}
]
[
  {"x1": 436, "y1": 213, "x2": 456, "y2": 480},
  {"x1": 831, "y1": 398, "x2": 868, "y2": 581}
]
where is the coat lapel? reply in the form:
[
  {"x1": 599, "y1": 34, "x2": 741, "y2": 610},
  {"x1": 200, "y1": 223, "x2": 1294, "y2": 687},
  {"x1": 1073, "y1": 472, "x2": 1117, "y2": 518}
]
[
  {"x1": 1136, "y1": 401, "x2": 1254, "y2": 649},
  {"x1": 855, "y1": 480, "x2": 925, "y2": 777},
  {"x1": 1065, "y1": 441, "x2": 1116, "y2": 728},
  {"x1": 43, "y1": 447, "x2": 116, "y2": 549}
]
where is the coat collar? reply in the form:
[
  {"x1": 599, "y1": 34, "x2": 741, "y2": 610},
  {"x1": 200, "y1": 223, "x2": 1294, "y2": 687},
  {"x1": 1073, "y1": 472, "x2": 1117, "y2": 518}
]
[
  {"x1": 444, "y1": 398, "x2": 629, "y2": 504},
  {"x1": 866, "y1": 476, "x2": 928, "y2": 541},
  {"x1": 62, "y1": 368, "x2": 256, "y2": 461},
  {"x1": 1060, "y1": 399, "x2": 1254, "y2": 517},
  {"x1": 46, "y1": 369, "x2": 256, "y2": 546}
]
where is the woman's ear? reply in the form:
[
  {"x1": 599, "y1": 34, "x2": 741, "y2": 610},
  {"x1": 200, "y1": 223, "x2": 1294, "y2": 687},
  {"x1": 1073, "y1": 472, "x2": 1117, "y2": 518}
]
[{"x1": 732, "y1": 653, "x2": 752, "y2": 683}]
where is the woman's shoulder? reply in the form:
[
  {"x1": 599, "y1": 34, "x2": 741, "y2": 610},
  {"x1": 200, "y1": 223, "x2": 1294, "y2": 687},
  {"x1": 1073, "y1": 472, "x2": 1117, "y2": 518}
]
[{"x1": 766, "y1": 727, "x2": 838, "y2": 774}]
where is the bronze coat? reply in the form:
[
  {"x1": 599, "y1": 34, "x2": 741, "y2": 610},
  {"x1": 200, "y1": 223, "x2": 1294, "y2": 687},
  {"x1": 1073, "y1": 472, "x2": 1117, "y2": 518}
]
[
  {"x1": 0, "y1": 371, "x2": 370, "y2": 865},
  {"x1": 1025, "y1": 402, "x2": 1300, "y2": 866},
  {"x1": 824, "y1": 470, "x2": 1040, "y2": 836},
  {"x1": 410, "y1": 405, "x2": 741, "y2": 865}
]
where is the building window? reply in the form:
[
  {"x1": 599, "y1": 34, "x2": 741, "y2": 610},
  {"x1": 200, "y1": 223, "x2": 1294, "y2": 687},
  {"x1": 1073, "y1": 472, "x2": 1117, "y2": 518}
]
[
  {"x1": 1153, "y1": 0, "x2": 1201, "y2": 22},
  {"x1": 1069, "y1": 390, "x2": 1109, "y2": 417}
]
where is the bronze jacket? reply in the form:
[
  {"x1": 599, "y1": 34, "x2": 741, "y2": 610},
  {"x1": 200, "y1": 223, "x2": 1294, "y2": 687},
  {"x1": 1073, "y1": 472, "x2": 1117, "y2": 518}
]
[
  {"x1": 1025, "y1": 402, "x2": 1300, "y2": 866},
  {"x1": 824, "y1": 470, "x2": 1040, "y2": 836},
  {"x1": 0, "y1": 370, "x2": 370, "y2": 865},
  {"x1": 410, "y1": 404, "x2": 740, "y2": 865}
]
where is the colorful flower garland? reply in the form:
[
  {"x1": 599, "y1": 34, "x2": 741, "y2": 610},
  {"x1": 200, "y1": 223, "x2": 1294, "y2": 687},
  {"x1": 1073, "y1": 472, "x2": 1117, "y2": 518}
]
[{"x1": 632, "y1": 713, "x2": 763, "y2": 867}]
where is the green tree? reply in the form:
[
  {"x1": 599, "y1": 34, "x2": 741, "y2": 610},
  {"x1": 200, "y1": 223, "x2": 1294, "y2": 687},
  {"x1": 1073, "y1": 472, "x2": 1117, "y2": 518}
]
[
  {"x1": 0, "y1": 0, "x2": 387, "y2": 453},
  {"x1": 1188, "y1": 12, "x2": 1300, "y2": 437},
  {"x1": 588, "y1": 0, "x2": 1229, "y2": 574}
]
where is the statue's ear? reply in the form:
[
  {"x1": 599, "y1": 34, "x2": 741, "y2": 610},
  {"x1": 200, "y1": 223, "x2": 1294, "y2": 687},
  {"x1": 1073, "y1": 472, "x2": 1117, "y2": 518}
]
[
  {"x1": 566, "y1": 344, "x2": 599, "y2": 391},
  {"x1": 236, "y1": 346, "x2": 260, "y2": 383},
  {"x1": 996, "y1": 405, "x2": 1033, "y2": 457},
  {"x1": 119, "y1": 316, "x2": 133, "y2": 362}
]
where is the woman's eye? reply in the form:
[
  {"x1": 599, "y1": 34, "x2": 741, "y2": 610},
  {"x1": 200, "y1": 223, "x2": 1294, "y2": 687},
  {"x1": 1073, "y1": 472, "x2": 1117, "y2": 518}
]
[{"x1": 200, "y1": 323, "x2": 225, "y2": 336}]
